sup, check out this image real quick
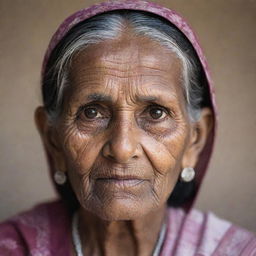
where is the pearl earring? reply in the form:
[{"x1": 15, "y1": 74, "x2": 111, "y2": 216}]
[
  {"x1": 54, "y1": 171, "x2": 67, "y2": 185},
  {"x1": 180, "y1": 167, "x2": 195, "y2": 182}
]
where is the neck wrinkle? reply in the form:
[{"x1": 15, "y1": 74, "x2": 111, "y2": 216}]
[{"x1": 78, "y1": 205, "x2": 167, "y2": 256}]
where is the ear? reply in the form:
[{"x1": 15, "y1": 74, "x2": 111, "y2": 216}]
[
  {"x1": 182, "y1": 107, "x2": 214, "y2": 169},
  {"x1": 34, "y1": 106, "x2": 67, "y2": 173}
]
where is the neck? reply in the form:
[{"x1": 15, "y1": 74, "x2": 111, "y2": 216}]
[{"x1": 76, "y1": 205, "x2": 167, "y2": 256}]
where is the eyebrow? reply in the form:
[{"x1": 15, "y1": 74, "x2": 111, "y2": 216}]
[
  {"x1": 136, "y1": 95, "x2": 158, "y2": 102},
  {"x1": 87, "y1": 93, "x2": 112, "y2": 102}
]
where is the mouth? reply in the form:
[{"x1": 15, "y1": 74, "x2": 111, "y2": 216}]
[{"x1": 96, "y1": 175, "x2": 146, "y2": 187}]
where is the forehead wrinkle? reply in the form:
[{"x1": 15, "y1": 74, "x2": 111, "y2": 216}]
[
  {"x1": 117, "y1": 80, "x2": 180, "y2": 107},
  {"x1": 80, "y1": 46, "x2": 180, "y2": 74},
  {"x1": 135, "y1": 87, "x2": 180, "y2": 104},
  {"x1": 71, "y1": 33, "x2": 182, "y2": 75},
  {"x1": 69, "y1": 73, "x2": 181, "y2": 106},
  {"x1": 67, "y1": 78, "x2": 115, "y2": 105},
  {"x1": 70, "y1": 67, "x2": 175, "y2": 89},
  {"x1": 73, "y1": 60, "x2": 183, "y2": 97},
  {"x1": 74, "y1": 65, "x2": 173, "y2": 78},
  {"x1": 72, "y1": 65, "x2": 176, "y2": 89},
  {"x1": 99, "y1": 58, "x2": 174, "y2": 73},
  {"x1": 94, "y1": 51, "x2": 179, "y2": 73},
  {"x1": 68, "y1": 37, "x2": 184, "y2": 107}
]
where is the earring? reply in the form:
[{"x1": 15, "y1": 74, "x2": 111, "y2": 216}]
[
  {"x1": 54, "y1": 171, "x2": 67, "y2": 185},
  {"x1": 180, "y1": 167, "x2": 195, "y2": 182}
]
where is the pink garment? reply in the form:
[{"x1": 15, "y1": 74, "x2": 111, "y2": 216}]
[{"x1": 0, "y1": 200, "x2": 255, "y2": 255}]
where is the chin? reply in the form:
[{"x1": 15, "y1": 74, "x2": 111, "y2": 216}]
[{"x1": 85, "y1": 196, "x2": 156, "y2": 221}]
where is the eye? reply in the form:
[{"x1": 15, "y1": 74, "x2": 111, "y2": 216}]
[
  {"x1": 149, "y1": 106, "x2": 167, "y2": 120},
  {"x1": 82, "y1": 106, "x2": 103, "y2": 119},
  {"x1": 75, "y1": 104, "x2": 110, "y2": 131}
]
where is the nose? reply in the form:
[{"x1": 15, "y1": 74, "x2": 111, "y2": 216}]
[{"x1": 102, "y1": 119, "x2": 142, "y2": 163}]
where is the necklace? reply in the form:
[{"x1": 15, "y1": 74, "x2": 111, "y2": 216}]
[{"x1": 72, "y1": 212, "x2": 167, "y2": 256}]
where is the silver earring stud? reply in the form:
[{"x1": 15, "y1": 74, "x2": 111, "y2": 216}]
[
  {"x1": 180, "y1": 167, "x2": 195, "y2": 182},
  {"x1": 54, "y1": 171, "x2": 67, "y2": 185}
]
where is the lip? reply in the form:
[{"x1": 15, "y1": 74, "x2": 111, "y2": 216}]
[
  {"x1": 96, "y1": 175, "x2": 146, "y2": 187},
  {"x1": 95, "y1": 174, "x2": 145, "y2": 180}
]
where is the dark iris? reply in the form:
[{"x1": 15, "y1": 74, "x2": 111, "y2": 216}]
[
  {"x1": 84, "y1": 107, "x2": 98, "y2": 119},
  {"x1": 149, "y1": 108, "x2": 164, "y2": 119}
]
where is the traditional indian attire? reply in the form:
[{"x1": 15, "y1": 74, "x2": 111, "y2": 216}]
[
  {"x1": 0, "y1": 201, "x2": 256, "y2": 256},
  {"x1": 0, "y1": 200, "x2": 256, "y2": 255},
  {"x1": 0, "y1": 1, "x2": 255, "y2": 255}
]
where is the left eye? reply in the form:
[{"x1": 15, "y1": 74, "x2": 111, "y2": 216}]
[{"x1": 148, "y1": 107, "x2": 167, "y2": 120}]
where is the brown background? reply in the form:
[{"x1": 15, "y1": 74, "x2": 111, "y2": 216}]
[{"x1": 0, "y1": 0, "x2": 255, "y2": 232}]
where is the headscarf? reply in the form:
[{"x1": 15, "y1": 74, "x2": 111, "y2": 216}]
[{"x1": 42, "y1": 0, "x2": 217, "y2": 212}]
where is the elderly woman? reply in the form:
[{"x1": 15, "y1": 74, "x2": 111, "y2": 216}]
[{"x1": 0, "y1": 1, "x2": 255, "y2": 255}]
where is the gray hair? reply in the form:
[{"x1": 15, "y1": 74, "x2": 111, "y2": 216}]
[{"x1": 43, "y1": 10, "x2": 205, "y2": 123}]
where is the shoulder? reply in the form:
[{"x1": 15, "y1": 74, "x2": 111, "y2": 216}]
[
  {"x1": 210, "y1": 222, "x2": 256, "y2": 256},
  {"x1": 162, "y1": 207, "x2": 256, "y2": 256},
  {"x1": 0, "y1": 200, "x2": 70, "y2": 255}
]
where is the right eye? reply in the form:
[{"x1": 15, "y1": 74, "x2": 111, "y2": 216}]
[
  {"x1": 76, "y1": 104, "x2": 110, "y2": 123},
  {"x1": 83, "y1": 107, "x2": 103, "y2": 119}
]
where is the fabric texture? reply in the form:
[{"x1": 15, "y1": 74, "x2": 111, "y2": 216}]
[
  {"x1": 0, "y1": 200, "x2": 255, "y2": 255},
  {"x1": 1, "y1": 0, "x2": 255, "y2": 255}
]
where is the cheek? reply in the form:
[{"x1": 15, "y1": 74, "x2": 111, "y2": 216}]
[
  {"x1": 60, "y1": 125, "x2": 106, "y2": 200},
  {"x1": 139, "y1": 123, "x2": 189, "y2": 201},
  {"x1": 61, "y1": 125, "x2": 104, "y2": 173},
  {"x1": 140, "y1": 124, "x2": 188, "y2": 174}
]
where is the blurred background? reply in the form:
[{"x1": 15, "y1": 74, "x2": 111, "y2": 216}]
[{"x1": 0, "y1": 0, "x2": 255, "y2": 232}]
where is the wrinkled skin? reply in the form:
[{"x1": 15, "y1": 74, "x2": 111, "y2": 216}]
[{"x1": 36, "y1": 33, "x2": 212, "y2": 256}]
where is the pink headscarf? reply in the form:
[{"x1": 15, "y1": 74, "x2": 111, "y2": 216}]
[{"x1": 42, "y1": 0, "x2": 217, "y2": 211}]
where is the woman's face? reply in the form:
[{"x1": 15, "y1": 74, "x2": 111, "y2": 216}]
[{"x1": 51, "y1": 35, "x2": 194, "y2": 220}]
